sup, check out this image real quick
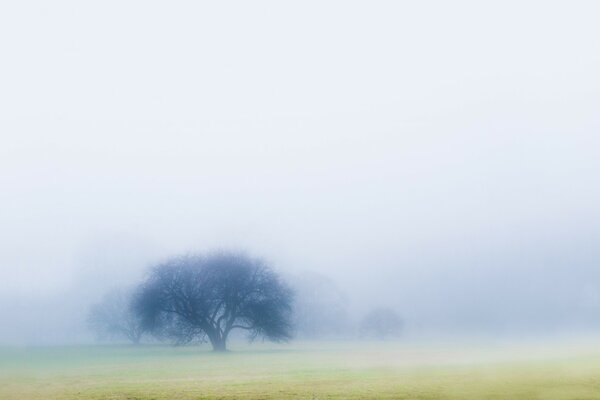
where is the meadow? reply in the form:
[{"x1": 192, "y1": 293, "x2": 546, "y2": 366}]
[{"x1": 1, "y1": 339, "x2": 600, "y2": 399}]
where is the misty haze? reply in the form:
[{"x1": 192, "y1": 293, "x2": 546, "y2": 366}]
[{"x1": 1, "y1": 1, "x2": 600, "y2": 399}]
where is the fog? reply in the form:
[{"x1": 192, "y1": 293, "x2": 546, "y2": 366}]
[{"x1": 1, "y1": 1, "x2": 599, "y2": 344}]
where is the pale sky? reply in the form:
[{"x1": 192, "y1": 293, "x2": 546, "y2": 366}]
[{"x1": 1, "y1": 1, "x2": 599, "y2": 340}]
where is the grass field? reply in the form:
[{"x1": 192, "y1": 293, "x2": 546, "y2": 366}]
[{"x1": 1, "y1": 339, "x2": 600, "y2": 399}]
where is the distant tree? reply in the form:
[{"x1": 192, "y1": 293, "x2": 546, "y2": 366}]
[
  {"x1": 134, "y1": 251, "x2": 293, "y2": 351},
  {"x1": 87, "y1": 287, "x2": 145, "y2": 344},
  {"x1": 291, "y1": 272, "x2": 350, "y2": 338},
  {"x1": 359, "y1": 307, "x2": 403, "y2": 339}
]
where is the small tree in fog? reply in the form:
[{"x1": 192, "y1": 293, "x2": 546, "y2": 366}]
[
  {"x1": 134, "y1": 251, "x2": 293, "y2": 351},
  {"x1": 88, "y1": 287, "x2": 145, "y2": 344},
  {"x1": 359, "y1": 307, "x2": 403, "y2": 339},
  {"x1": 292, "y1": 272, "x2": 350, "y2": 338}
]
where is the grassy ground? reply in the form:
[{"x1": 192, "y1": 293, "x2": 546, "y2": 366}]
[{"x1": 1, "y1": 339, "x2": 600, "y2": 399}]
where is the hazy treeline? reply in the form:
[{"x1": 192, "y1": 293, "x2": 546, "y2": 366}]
[
  {"x1": 4, "y1": 233, "x2": 600, "y2": 346},
  {"x1": 87, "y1": 251, "x2": 402, "y2": 349}
]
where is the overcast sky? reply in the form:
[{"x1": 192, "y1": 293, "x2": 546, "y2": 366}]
[{"x1": 1, "y1": 1, "x2": 599, "y2": 341}]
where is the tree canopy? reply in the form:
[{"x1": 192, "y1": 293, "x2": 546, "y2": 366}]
[
  {"x1": 359, "y1": 307, "x2": 403, "y2": 339},
  {"x1": 88, "y1": 287, "x2": 145, "y2": 344},
  {"x1": 291, "y1": 271, "x2": 349, "y2": 338},
  {"x1": 134, "y1": 251, "x2": 293, "y2": 351}
]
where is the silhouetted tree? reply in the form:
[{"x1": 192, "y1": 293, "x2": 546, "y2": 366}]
[
  {"x1": 134, "y1": 251, "x2": 293, "y2": 351},
  {"x1": 359, "y1": 307, "x2": 402, "y2": 339},
  {"x1": 88, "y1": 287, "x2": 145, "y2": 344}
]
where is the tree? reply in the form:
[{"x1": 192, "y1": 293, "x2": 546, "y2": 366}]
[
  {"x1": 134, "y1": 251, "x2": 293, "y2": 351},
  {"x1": 291, "y1": 272, "x2": 350, "y2": 338},
  {"x1": 88, "y1": 287, "x2": 145, "y2": 344},
  {"x1": 359, "y1": 307, "x2": 403, "y2": 339}
]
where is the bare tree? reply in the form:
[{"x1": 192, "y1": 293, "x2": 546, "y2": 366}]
[
  {"x1": 88, "y1": 287, "x2": 145, "y2": 344},
  {"x1": 134, "y1": 251, "x2": 293, "y2": 351},
  {"x1": 359, "y1": 307, "x2": 403, "y2": 339}
]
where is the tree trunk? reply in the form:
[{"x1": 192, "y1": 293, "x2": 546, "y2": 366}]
[
  {"x1": 212, "y1": 339, "x2": 227, "y2": 352},
  {"x1": 207, "y1": 330, "x2": 227, "y2": 352}
]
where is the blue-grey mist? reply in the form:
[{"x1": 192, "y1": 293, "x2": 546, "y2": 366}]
[{"x1": 0, "y1": 0, "x2": 599, "y2": 344}]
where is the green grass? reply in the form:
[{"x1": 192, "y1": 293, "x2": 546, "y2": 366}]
[{"x1": 2, "y1": 339, "x2": 600, "y2": 399}]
